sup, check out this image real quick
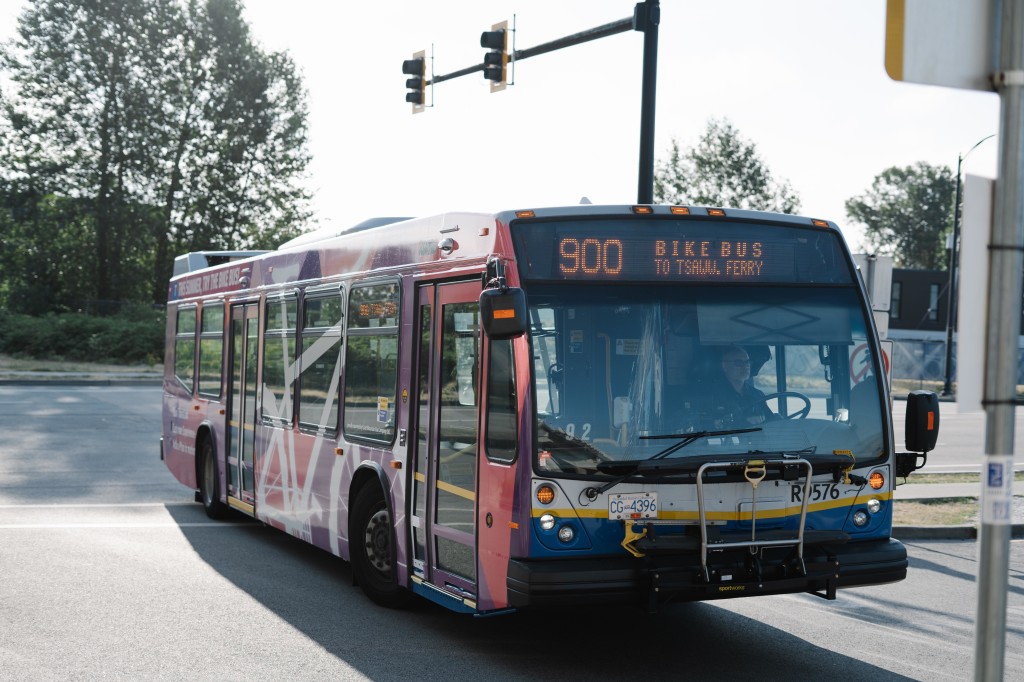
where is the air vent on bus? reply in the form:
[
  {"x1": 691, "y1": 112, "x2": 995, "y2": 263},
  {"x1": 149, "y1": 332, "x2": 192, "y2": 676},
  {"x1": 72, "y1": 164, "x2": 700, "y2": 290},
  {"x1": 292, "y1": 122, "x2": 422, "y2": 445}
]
[
  {"x1": 172, "y1": 251, "x2": 268, "y2": 276},
  {"x1": 277, "y1": 217, "x2": 415, "y2": 250}
]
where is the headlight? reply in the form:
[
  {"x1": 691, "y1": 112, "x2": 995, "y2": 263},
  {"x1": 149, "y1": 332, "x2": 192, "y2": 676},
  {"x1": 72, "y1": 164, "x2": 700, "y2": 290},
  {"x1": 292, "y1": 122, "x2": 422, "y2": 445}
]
[
  {"x1": 557, "y1": 525, "x2": 575, "y2": 543},
  {"x1": 867, "y1": 498, "x2": 881, "y2": 514},
  {"x1": 539, "y1": 514, "x2": 555, "y2": 531},
  {"x1": 853, "y1": 510, "x2": 869, "y2": 527}
]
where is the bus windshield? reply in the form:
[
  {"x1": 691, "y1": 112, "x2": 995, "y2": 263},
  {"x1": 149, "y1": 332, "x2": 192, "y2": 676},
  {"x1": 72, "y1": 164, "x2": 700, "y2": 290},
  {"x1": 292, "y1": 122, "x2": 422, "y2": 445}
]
[{"x1": 526, "y1": 282, "x2": 885, "y2": 476}]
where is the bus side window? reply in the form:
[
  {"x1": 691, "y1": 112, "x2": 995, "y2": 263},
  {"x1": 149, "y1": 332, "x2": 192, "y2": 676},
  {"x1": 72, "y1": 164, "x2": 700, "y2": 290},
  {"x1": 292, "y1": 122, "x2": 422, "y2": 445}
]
[
  {"x1": 174, "y1": 305, "x2": 197, "y2": 394},
  {"x1": 198, "y1": 303, "x2": 224, "y2": 399},
  {"x1": 263, "y1": 294, "x2": 298, "y2": 424},
  {"x1": 298, "y1": 288, "x2": 344, "y2": 433},
  {"x1": 343, "y1": 282, "x2": 400, "y2": 442}
]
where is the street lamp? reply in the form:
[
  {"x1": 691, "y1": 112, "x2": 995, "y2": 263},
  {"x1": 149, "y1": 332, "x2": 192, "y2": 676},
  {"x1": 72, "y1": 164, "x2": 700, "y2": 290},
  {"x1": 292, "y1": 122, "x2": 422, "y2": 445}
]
[{"x1": 941, "y1": 134, "x2": 996, "y2": 397}]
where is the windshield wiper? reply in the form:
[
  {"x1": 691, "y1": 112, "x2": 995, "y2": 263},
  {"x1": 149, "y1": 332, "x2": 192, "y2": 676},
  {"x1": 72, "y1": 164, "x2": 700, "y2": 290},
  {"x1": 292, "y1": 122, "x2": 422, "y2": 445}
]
[
  {"x1": 589, "y1": 427, "x2": 762, "y2": 497},
  {"x1": 641, "y1": 427, "x2": 763, "y2": 461}
]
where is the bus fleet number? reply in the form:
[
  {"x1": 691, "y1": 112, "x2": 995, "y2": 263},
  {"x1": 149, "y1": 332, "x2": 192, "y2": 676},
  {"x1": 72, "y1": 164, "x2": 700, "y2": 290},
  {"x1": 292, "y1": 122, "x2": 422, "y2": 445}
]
[{"x1": 790, "y1": 483, "x2": 840, "y2": 503}]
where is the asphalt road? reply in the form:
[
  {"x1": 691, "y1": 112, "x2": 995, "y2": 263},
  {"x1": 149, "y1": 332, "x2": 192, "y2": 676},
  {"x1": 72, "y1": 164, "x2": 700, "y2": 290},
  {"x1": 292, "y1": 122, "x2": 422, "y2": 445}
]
[{"x1": 0, "y1": 385, "x2": 1022, "y2": 680}]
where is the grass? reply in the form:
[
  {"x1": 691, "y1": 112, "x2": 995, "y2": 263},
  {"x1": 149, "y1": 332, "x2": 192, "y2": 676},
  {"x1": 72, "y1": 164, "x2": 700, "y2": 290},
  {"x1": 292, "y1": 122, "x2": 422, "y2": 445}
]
[
  {"x1": 893, "y1": 498, "x2": 979, "y2": 526},
  {"x1": 906, "y1": 472, "x2": 1024, "y2": 485}
]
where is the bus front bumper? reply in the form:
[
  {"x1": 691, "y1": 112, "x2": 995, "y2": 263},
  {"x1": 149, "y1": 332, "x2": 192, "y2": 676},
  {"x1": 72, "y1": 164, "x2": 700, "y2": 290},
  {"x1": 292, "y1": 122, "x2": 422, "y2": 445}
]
[{"x1": 506, "y1": 537, "x2": 907, "y2": 609}]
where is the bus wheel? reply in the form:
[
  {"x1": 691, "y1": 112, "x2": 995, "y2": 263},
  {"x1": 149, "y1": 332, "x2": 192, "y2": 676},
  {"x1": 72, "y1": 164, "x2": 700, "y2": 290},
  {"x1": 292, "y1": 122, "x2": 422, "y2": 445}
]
[
  {"x1": 198, "y1": 437, "x2": 227, "y2": 520},
  {"x1": 351, "y1": 484, "x2": 411, "y2": 608}
]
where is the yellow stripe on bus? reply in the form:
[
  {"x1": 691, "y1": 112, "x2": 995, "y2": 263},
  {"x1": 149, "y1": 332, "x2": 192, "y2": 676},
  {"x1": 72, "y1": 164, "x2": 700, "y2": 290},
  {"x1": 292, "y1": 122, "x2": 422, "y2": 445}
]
[
  {"x1": 436, "y1": 479, "x2": 475, "y2": 502},
  {"x1": 536, "y1": 491, "x2": 894, "y2": 521},
  {"x1": 412, "y1": 471, "x2": 474, "y2": 502},
  {"x1": 228, "y1": 497, "x2": 255, "y2": 515}
]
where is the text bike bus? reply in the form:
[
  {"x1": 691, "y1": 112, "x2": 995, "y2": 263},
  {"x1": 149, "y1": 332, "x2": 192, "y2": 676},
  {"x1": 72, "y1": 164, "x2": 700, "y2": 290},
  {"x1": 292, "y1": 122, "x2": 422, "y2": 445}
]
[{"x1": 161, "y1": 204, "x2": 939, "y2": 614}]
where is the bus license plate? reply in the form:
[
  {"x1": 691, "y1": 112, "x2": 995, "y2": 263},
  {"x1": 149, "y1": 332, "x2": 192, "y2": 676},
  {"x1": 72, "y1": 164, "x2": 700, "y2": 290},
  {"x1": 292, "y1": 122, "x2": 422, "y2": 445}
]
[{"x1": 609, "y1": 492, "x2": 658, "y2": 520}]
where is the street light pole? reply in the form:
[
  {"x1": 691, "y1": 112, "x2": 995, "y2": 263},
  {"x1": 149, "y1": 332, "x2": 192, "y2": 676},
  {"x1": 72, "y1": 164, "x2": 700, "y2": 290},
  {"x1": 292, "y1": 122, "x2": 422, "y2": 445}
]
[{"x1": 940, "y1": 133, "x2": 995, "y2": 397}]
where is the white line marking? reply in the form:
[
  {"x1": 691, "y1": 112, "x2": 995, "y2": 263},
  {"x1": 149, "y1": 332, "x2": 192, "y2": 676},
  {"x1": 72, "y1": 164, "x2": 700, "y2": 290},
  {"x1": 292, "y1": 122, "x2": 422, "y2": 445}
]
[{"x1": 0, "y1": 522, "x2": 255, "y2": 529}]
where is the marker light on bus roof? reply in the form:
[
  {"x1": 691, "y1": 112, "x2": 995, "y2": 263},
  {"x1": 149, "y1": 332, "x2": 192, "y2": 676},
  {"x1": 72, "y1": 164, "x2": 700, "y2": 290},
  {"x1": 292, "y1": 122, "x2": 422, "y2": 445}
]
[
  {"x1": 670, "y1": 206, "x2": 690, "y2": 215},
  {"x1": 631, "y1": 206, "x2": 654, "y2": 214},
  {"x1": 707, "y1": 208, "x2": 726, "y2": 217},
  {"x1": 812, "y1": 219, "x2": 829, "y2": 228},
  {"x1": 516, "y1": 210, "x2": 535, "y2": 218}
]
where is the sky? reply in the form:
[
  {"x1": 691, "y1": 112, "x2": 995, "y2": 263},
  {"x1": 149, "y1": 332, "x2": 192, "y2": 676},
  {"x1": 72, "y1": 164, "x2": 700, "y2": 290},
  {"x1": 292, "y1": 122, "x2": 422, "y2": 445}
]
[{"x1": 0, "y1": 0, "x2": 1002, "y2": 252}]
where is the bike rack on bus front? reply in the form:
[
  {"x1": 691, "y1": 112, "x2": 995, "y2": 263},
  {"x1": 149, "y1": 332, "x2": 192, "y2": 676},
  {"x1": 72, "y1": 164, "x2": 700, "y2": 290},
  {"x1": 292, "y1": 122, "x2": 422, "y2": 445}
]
[{"x1": 695, "y1": 458, "x2": 813, "y2": 584}]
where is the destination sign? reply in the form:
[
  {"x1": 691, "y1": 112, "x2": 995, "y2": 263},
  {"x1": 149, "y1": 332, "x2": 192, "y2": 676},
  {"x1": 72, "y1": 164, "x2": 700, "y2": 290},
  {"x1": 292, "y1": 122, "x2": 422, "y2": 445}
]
[{"x1": 512, "y1": 219, "x2": 853, "y2": 285}]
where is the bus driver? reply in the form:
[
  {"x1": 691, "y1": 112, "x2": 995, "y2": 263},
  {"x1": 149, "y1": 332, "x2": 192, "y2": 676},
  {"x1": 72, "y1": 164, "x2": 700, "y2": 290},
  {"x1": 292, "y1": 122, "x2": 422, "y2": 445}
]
[{"x1": 710, "y1": 345, "x2": 776, "y2": 427}]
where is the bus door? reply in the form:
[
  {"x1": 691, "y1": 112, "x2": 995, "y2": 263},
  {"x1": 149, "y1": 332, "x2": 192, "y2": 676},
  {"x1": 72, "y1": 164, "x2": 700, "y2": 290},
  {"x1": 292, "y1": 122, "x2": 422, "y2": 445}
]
[
  {"x1": 226, "y1": 301, "x2": 259, "y2": 513},
  {"x1": 411, "y1": 281, "x2": 480, "y2": 602}
]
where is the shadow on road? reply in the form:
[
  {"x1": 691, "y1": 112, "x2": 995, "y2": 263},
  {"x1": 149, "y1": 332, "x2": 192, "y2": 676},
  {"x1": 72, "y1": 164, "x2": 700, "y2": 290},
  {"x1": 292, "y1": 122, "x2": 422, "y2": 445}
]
[{"x1": 167, "y1": 503, "x2": 915, "y2": 681}]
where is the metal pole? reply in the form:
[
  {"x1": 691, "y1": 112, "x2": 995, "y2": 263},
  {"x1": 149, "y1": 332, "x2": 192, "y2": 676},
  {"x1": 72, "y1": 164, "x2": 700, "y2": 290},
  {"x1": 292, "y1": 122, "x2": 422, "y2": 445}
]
[
  {"x1": 975, "y1": 0, "x2": 1024, "y2": 678},
  {"x1": 635, "y1": 0, "x2": 660, "y2": 204},
  {"x1": 943, "y1": 135, "x2": 995, "y2": 397},
  {"x1": 941, "y1": 156, "x2": 963, "y2": 396}
]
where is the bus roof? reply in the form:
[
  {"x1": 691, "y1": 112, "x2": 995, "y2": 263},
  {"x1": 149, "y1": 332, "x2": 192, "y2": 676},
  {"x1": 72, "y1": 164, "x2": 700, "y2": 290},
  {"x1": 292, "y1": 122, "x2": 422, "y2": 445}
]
[{"x1": 166, "y1": 204, "x2": 843, "y2": 303}]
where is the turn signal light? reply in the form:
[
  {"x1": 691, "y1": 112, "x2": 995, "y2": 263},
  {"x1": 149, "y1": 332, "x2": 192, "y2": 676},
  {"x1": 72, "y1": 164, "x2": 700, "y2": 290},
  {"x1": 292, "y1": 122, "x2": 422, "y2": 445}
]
[
  {"x1": 869, "y1": 471, "x2": 885, "y2": 490},
  {"x1": 536, "y1": 484, "x2": 555, "y2": 505}
]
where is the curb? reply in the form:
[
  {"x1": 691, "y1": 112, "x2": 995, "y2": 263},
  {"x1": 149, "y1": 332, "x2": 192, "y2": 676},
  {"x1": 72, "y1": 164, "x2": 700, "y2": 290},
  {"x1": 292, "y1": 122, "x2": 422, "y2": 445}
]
[
  {"x1": 893, "y1": 523, "x2": 1024, "y2": 540},
  {"x1": 0, "y1": 372, "x2": 161, "y2": 382},
  {"x1": 0, "y1": 378, "x2": 162, "y2": 387}
]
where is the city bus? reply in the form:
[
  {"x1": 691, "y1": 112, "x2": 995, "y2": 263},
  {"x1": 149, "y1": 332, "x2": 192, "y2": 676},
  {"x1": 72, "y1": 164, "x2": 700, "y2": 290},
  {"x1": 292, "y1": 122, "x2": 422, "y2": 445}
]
[{"x1": 160, "y1": 204, "x2": 939, "y2": 614}]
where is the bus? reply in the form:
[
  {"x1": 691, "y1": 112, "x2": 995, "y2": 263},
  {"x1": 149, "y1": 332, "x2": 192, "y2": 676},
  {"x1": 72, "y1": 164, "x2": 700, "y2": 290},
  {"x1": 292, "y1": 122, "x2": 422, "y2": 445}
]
[{"x1": 160, "y1": 204, "x2": 939, "y2": 614}]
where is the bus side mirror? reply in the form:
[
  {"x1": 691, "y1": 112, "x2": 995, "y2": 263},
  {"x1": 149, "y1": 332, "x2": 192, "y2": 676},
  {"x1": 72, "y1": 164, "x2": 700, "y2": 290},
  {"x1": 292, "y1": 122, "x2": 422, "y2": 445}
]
[
  {"x1": 897, "y1": 390, "x2": 939, "y2": 477},
  {"x1": 480, "y1": 287, "x2": 527, "y2": 339}
]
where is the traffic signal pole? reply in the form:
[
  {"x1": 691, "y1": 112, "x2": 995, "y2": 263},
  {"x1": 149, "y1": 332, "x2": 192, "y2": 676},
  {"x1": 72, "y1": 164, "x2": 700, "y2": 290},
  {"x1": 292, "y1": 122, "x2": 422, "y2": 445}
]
[
  {"x1": 976, "y1": 0, "x2": 1024, "y2": 678},
  {"x1": 403, "y1": 1, "x2": 662, "y2": 204},
  {"x1": 635, "y1": 0, "x2": 660, "y2": 204}
]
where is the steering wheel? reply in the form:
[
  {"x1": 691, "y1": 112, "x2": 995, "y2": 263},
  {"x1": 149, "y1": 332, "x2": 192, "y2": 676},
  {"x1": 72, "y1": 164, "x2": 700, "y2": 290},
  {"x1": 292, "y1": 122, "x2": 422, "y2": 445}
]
[
  {"x1": 547, "y1": 362, "x2": 563, "y2": 385},
  {"x1": 757, "y1": 391, "x2": 812, "y2": 419}
]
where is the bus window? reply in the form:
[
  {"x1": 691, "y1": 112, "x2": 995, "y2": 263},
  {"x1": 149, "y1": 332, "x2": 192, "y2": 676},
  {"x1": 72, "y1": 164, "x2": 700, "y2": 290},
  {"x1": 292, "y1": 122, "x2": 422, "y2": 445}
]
[
  {"x1": 344, "y1": 282, "x2": 400, "y2": 442},
  {"x1": 174, "y1": 306, "x2": 197, "y2": 393},
  {"x1": 198, "y1": 303, "x2": 224, "y2": 398},
  {"x1": 298, "y1": 289, "x2": 344, "y2": 433},
  {"x1": 526, "y1": 284, "x2": 885, "y2": 472},
  {"x1": 264, "y1": 294, "x2": 297, "y2": 424}
]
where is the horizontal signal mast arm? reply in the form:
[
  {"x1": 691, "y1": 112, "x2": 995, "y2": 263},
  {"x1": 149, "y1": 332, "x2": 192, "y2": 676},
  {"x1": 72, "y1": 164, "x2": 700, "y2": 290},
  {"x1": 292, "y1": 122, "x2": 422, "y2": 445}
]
[{"x1": 426, "y1": 16, "x2": 633, "y2": 86}]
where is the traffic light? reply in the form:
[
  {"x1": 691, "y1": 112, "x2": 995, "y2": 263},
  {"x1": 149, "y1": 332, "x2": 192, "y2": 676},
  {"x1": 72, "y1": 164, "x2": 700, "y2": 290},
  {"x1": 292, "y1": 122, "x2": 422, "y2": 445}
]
[
  {"x1": 480, "y1": 20, "x2": 508, "y2": 93},
  {"x1": 402, "y1": 50, "x2": 426, "y2": 113}
]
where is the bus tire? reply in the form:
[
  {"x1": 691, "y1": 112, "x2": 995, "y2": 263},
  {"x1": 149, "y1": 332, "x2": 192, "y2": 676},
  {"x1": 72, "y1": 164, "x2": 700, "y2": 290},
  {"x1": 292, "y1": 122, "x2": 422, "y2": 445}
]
[
  {"x1": 198, "y1": 437, "x2": 227, "y2": 520},
  {"x1": 351, "y1": 483, "x2": 411, "y2": 608}
]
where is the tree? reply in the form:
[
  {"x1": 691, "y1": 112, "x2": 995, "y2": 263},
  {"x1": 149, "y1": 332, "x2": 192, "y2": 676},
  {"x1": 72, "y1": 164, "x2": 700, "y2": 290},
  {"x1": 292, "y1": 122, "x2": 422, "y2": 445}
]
[
  {"x1": 845, "y1": 163, "x2": 955, "y2": 269},
  {"x1": 654, "y1": 118, "x2": 801, "y2": 214},
  {"x1": 0, "y1": 0, "x2": 312, "y2": 308}
]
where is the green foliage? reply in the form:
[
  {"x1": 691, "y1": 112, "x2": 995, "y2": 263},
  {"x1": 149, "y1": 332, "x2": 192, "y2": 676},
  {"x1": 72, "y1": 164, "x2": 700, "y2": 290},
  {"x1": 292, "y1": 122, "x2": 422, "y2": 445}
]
[
  {"x1": 0, "y1": 306, "x2": 165, "y2": 364},
  {"x1": 0, "y1": 0, "x2": 313, "y2": 310},
  {"x1": 845, "y1": 162, "x2": 956, "y2": 269},
  {"x1": 654, "y1": 118, "x2": 801, "y2": 214}
]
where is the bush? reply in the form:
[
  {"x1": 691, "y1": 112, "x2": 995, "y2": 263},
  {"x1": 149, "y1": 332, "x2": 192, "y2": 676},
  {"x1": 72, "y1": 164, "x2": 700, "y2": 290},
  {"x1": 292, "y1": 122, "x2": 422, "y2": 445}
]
[{"x1": 0, "y1": 306, "x2": 165, "y2": 364}]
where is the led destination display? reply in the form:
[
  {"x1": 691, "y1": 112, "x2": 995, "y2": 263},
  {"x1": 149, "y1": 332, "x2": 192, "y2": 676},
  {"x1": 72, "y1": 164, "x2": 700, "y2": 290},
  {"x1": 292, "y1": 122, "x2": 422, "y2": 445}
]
[{"x1": 512, "y1": 219, "x2": 853, "y2": 285}]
